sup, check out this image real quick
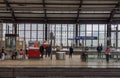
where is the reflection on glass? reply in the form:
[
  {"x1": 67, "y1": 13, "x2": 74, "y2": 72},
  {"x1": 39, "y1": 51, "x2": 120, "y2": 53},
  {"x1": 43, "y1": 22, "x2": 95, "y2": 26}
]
[{"x1": 5, "y1": 36, "x2": 16, "y2": 49}]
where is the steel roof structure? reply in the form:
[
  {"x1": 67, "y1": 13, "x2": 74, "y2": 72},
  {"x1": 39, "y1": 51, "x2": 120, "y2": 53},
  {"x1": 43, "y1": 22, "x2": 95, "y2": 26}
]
[{"x1": 0, "y1": 0, "x2": 120, "y2": 24}]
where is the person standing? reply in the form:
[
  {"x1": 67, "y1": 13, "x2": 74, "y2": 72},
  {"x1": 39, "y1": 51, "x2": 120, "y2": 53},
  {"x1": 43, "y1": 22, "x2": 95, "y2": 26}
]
[
  {"x1": 69, "y1": 46, "x2": 73, "y2": 58},
  {"x1": 97, "y1": 44, "x2": 103, "y2": 59},
  {"x1": 11, "y1": 49, "x2": 17, "y2": 60},
  {"x1": 48, "y1": 45, "x2": 52, "y2": 57},
  {"x1": 105, "y1": 47, "x2": 111, "y2": 63},
  {"x1": 39, "y1": 45, "x2": 44, "y2": 58},
  {"x1": 1, "y1": 48, "x2": 5, "y2": 60},
  {"x1": 19, "y1": 49, "x2": 24, "y2": 60}
]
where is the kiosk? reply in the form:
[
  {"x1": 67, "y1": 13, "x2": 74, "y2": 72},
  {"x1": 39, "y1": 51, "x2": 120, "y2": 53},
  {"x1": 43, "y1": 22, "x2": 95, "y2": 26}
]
[{"x1": 28, "y1": 41, "x2": 40, "y2": 58}]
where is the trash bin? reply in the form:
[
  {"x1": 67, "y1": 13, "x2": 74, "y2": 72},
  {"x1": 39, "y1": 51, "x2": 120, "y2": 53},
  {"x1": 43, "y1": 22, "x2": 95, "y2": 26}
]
[{"x1": 56, "y1": 52, "x2": 66, "y2": 60}]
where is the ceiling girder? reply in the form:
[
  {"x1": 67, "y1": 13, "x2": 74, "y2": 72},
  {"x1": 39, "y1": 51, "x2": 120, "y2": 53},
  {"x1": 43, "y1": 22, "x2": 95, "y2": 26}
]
[
  {"x1": 4, "y1": 0, "x2": 16, "y2": 21},
  {"x1": 42, "y1": 0, "x2": 47, "y2": 22},
  {"x1": 0, "y1": 2, "x2": 117, "y2": 5},
  {"x1": 108, "y1": 2, "x2": 120, "y2": 23},
  {"x1": 76, "y1": 0, "x2": 83, "y2": 22}
]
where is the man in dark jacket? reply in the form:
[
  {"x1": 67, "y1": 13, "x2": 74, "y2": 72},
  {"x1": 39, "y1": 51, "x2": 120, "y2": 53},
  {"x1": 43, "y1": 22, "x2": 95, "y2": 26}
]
[
  {"x1": 69, "y1": 46, "x2": 73, "y2": 58},
  {"x1": 48, "y1": 45, "x2": 52, "y2": 57},
  {"x1": 39, "y1": 45, "x2": 44, "y2": 58},
  {"x1": 97, "y1": 44, "x2": 103, "y2": 59}
]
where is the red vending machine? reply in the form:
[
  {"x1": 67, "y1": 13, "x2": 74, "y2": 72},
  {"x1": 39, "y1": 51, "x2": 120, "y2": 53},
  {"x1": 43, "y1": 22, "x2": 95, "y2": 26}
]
[
  {"x1": 28, "y1": 48, "x2": 40, "y2": 58},
  {"x1": 28, "y1": 41, "x2": 40, "y2": 58}
]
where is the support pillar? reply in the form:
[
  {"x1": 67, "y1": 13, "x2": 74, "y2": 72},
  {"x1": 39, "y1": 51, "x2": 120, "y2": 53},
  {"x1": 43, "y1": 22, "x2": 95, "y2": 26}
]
[
  {"x1": 75, "y1": 24, "x2": 78, "y2": 47},
  {"x1": 13, "y1": 23, "x2": 17, "y2": 49},
  {"x1": 107, "y1": 24, "x2": 111, "y2": 46},
  {"x1": 45, "y1": 24, "x2": 47, "y2": 41},
  {"x1": 116, "y1": 26, "x2": 118, "y2": 49}
]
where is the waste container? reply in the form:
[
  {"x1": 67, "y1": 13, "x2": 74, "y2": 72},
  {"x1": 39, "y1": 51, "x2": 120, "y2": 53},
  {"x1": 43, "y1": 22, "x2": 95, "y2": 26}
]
[{"x1": 56, "y1": 52, "x2": 66, "y2": 60}]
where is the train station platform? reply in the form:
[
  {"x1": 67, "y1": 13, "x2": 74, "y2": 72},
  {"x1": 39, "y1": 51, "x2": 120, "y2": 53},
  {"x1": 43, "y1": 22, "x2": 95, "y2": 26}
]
[
  {"x1": 0, "y1": 55, "x2": 120, "y2": 78},
  {"x1": 0, "y1": 55, "x2": 120, "y2": 68}
]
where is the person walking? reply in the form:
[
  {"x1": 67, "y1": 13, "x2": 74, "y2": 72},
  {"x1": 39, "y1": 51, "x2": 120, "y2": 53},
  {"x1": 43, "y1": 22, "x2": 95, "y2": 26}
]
[
  {"x1": 69, "y1": 46, "x2": 73, "y2": 58},
  {"x1": 105, "y1": 47, "x2": 111, "y2": 63}
]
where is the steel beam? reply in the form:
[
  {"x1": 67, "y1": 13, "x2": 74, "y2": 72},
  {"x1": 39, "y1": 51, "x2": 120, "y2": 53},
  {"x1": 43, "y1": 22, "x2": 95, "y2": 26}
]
[
  {"x1": 108, "y1": 2, "x2": 120, "y2": 23},
  {"x1": 4, "y1": 0, "x2": 16, "y2": 21}
]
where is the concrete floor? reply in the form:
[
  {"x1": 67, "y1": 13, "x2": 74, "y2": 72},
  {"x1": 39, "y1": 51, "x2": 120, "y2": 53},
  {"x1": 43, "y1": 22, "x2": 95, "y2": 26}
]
[{"x1": 0, "y1": 55, "x2": 120, "y2": 68}]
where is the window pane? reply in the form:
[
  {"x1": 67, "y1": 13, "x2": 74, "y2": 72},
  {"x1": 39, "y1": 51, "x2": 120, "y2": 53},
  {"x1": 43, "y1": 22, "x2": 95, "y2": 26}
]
[
  {"x1": 25, "y1": 31, "x2": 30, "y2": 38},
  {"x1": 93, "y1": 24, "x2": 98, "y2": 31},
  {"x1": 38, "y1": 31, "x2": 43, "y2": 38},
  {"x1": 25, "y1": 24, "x2": 30, "y2": 30},
  {"x1": 93, "y1": 32, "x2": 98, "y2": 36},
  {"x1": 26, "y1": 39, "x2": 30, "y2": 46},
  {"x1": 7, "y1": 23, "x2": 13, "y2": 31},
  {"x1": 111, "y1": 40, "x2": 115, "y2": 47},
  {"x1": 38, "y1": 39, "x2": 44, "y2": 44},
  {"x1": 68, "y1": 32, "x2": 73, "y2": 38},
  {"x1": 99, "y1": 40, "x2": 104, "y2": 47},
  {"x1": 62, "y1": 38, "x2": 67, "y2": 46},
  {"x1": 111, "y1": 24, "x2": 117, "y2": 30},
  {"x1": 38, "y1": 24, "x2": 43, "y2": 30},
  {"x1": 32, "y1": 24, "x2": 37, "y2": 30},
  {"x1": 19, "y1": 31, "x2": 24, "y2": 38},
  {"x1": 118, "y1": 32, "x2": 120, "y2": 39},
  {"x1": 80, "y1": 24, "x2": 85, "y2": 32},
  {"x1": 118, "y1": 24, "x2": 120, "y2": 30},
  {"x1": 31, "y1": 39, "x2": 36, "y2": 41},
  {"x1": 68, "y1": 24, "x2": 73, "y2": 31},
  {"x1": 55, "y1": 38, "x2": 61, "y2": 46},
  {"x1": 93, "y1": 40, "x2": 98, "y2": 47},
  {"x1": 118, "y1": 40, "x2": 120, "y2": 47},
  {"x1": 99, "y1": 24, "x2": 105, "y2": 31},
  {"x1": 99, "y1": 32, "x2": 104, "y2": 39},
  {"x1": 111, "y1": 32, "x2": 115, "y2": 39},
  {"x1": 32, "y1": 31, "x2": 36, "y2": 39},
  {"x1": 86, "y1": 24, "x2": 92, "y2": 31},
  {"x1": 80, "y1": 32, "x2": 85, "y2": 36},
  {"x1": 62, "y1": 24, "x2": 67, "y2": 31},
  {"x1": 86, "y1": 40, "x2": 91, "y2": 47},
  {"x1": 50, "y1": 24, "x2": 55, "y2": 31},
  {"x1": 3, "y1": 23, "x2": 6, "y2": 30},
  {"x1": 19, "y1": 24, "x2": 24, "y2": 30},
  {"x1": 86, "y1": 32, "x2": 92, "y2": 36}
]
